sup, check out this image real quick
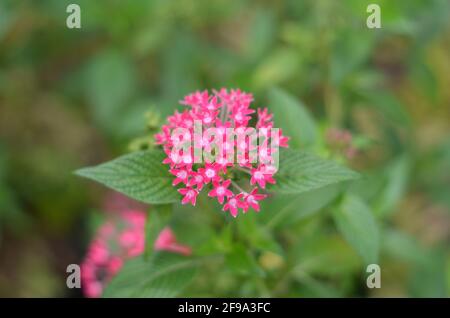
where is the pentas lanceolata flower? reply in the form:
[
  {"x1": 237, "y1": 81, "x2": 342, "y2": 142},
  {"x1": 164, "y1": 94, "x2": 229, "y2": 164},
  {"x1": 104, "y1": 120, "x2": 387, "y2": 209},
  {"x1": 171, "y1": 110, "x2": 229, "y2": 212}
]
[
  {"x1": 155, "y1": 89, "x2": 290, "y2": 217},
  {"x1": 81, "y1": 210, "x2": 191, "y2": 298},
  {"x1": 325, "y1": 128, "x2": 357, "y2": 160}
]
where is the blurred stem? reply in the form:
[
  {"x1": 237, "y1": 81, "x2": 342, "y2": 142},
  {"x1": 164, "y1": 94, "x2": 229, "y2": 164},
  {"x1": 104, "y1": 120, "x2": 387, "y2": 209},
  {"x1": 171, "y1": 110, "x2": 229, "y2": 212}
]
[
  {"x1": 231, "y1": 180, "x2": 246, "y2": 193},
  {"x1": 324, "y1": 83, "x2": 344, "y2": 126},
  {"x1": 235, "y1": 166, "x2": 251, "y2": 175},
  {"x1": 144, "y1": 204, "x2": 172, "y2": 260}
]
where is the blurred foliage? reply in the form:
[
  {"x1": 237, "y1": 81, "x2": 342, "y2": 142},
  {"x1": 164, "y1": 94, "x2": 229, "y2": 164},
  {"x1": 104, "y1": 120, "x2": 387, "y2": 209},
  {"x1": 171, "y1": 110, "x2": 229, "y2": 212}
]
[{"x1": 0, "y1": 0, "x2": 449, "y2": 297}]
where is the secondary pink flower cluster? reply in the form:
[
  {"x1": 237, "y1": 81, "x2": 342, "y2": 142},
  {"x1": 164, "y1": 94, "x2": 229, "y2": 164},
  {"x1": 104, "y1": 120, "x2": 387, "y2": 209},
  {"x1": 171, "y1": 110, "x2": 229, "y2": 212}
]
[
  {"x1": 325, "y1": 128, "x2": 357, "y2": 159},
  {"x1": 155, "y1": 89, "x2": 289, "y2": 217},
  {"x1": 81, "y1": 210, "x2": 191, "y2": 298}
]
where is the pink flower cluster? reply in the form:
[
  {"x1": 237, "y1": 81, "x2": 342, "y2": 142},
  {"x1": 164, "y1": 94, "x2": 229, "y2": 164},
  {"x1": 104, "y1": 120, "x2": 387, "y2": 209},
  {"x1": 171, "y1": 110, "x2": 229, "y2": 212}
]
[
  {"x1": 325, "y1": 128, "x2": 357, "y2": 159},
  {"x1": 155, "y1": 89, "x2": 289, "y2": 217},
  {"x1": 81, "y1": 210, "x2": 191, "y2": 298}
]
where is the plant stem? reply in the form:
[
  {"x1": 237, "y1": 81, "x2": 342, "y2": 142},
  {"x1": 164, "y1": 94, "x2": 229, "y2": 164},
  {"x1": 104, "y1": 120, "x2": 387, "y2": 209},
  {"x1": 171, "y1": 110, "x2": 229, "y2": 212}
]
[
  {"x1": 234, "y1": 166, "x2": 252, "y2": 174},
  {"x1": 231, "y1": 180, "x2": 246, "y2": 193}
]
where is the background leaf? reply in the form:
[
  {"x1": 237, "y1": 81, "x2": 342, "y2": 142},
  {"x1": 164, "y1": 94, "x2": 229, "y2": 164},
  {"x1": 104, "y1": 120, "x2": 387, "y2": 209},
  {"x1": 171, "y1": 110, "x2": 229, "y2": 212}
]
[
  {"x1": 263, "y1": 184, "x2": 342, "y2": 229},
  {"x1": 75, "y1": 150, "x2": 179, "y2": 204},
  {"x1": 84, "y1": 51, "x2": 137, "y2": 137},
  {"x1": 225, "y1": 244, "x2": 264, "y2": 276},
  {"x1": 269, "y1": 149, "x2": 360, "y2": 194},
  {"x1": 333, "y1": 194, "x2": 380, "y2": 265},
  {"x1": 103, "y1": 252, "x2": 198, "y2": 297},
  {"x1": 268, "y1": 88, "x2": 317, "y2": 148}
]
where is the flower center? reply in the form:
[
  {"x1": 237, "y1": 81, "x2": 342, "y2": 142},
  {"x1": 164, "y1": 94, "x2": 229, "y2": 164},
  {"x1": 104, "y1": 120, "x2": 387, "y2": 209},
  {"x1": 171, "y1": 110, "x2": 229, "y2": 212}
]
[
  {"x1": 187, "y1": 190, "x2": 195, "y2": 198},
  {"x1": 216, "y1": 187, "x2": 225, "y2": 195},
  {"x1": 205, "y1": 169, "x2": 215, "y2": 178},
  {"x1": 177, "y1": 171, "x2": 187, "y2": 179},
  {"x1": 254, "y1": 171, "x2": 263, "y2": 179},
  {"x1": 183, "y1": 155, "x2": 193, "y2": 164}
]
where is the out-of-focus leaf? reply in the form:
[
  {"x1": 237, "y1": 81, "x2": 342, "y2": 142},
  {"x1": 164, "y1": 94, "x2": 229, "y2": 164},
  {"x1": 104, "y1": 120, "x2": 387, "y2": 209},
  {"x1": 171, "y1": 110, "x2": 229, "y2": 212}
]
[
  {"x1": 383, "y1": 230, "x2": 447, "y2": 297},
  {"x1": 374, "y1": 155, "x2": 411, "y2": 217},
  {"x1": 382, "y1": 229, "x2": 429, "y2": 266},
  {"x1": 361, "y1": 92, "x2": 411, "y2": 127},
  {"x1": 348, "y1": 171, "x2": 385, "y2": 202},
  {"x1": 160, "y1": 34, "x2": 200, "y2": 112},
  {"x1": 145, "y1": 204, "x2": 173, "y2": 257},
  {"x1": 0, "y1": 2, "x2": 13, "y2": 42},
  {"x1": 269, "y1": 149, "x2": 360, "y2": 194},
  {"x1": 409, "y1": 250, "x2": 447, "y2": 297},
  {"x1": 331, "y1": 30, "x2": 375, "y2": 84},
  {"x1": 225, "y1": 244, "x2": 264, "y2": 276},
  {"x1": 294, "y1": 275, "x2": 344, "y2": 297},
  {"x1": 268, "y1": 88, "x2": 317, "y2": 148},
  {"x1": 292, "y1": 234, "x2": 362, "y2": 277},
  {"x1": 245, "y1": 8, "x2": 276, "y2": 60},
  {"x1": 84, "y1": 51, "x2": 137, "y2": 135},
  {"x1": 410, "y1": 58, "x2": 438, "y2": 104},
  {"x1": 264, "y1": 184, "x2": 342, "y2": 228},
  {"x1": 238, "y1": 212, "x2": 282, "y2": 254},
  {"x1": 333, "y1": 194, "x2": 379, "y2": 265},
  {"x1": 75, "y1": 150, "x2": 179, "y2": 204},
  {"x1": 0, "y1": 146, "x2": 28, "y2": 237},
  {"x1": 253, "y1": 49, "x2": 301, "y2": 90},
  {"x1": 103, "y1": 252, "x2": 198, "y2": 297}
]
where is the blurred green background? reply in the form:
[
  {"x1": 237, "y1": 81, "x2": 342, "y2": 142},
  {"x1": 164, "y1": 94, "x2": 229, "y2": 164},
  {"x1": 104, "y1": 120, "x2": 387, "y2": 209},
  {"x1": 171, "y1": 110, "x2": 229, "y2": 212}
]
[{"x1": 0, "y1": 0, "x2": 449, "y2": 297}]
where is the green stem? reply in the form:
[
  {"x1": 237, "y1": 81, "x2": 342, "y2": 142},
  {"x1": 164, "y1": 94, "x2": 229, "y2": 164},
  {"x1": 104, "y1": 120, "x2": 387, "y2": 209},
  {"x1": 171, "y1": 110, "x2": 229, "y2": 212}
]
[{"x1": 145, "y1": 204, "x2": 173, "y2": 260}]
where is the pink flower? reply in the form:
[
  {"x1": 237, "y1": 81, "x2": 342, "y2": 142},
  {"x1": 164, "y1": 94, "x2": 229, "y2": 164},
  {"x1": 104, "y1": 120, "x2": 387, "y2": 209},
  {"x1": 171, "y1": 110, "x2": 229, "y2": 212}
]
[
  {"x1": 87, "y1": 240, "x2": 109, "y2": 264},
  {"x1": 223, "y1": 196, "x2": 246, "y2": 218},
  {"x1": 198, "y1": 163, "x2": 221, "y2": 183},
  {"x1": 107, "y1": 256, "x2": 123, "y2": 275},
  {"x1": 208, "y1": 179, "x2": 233, "y2": 204},
  {"x1": 187, "y1": 171, "x2": 206, "y2": 190},
  {"x1": 256, "y1": 107, "x2": 273, "y2": 128},
  {"x1": 81, "y1": 210, "x2": 191, "y2": 298},
  {"x1": 154, "y1": 227, "x2": 192, "y2": 256},
  {"x1": 237, "y1": 188, "x2": 267, "y2": 212},
  {"x1": 155, "y1": 88, "x2": 290, "y2": 217},
  {"x1": 84, "y1": 280, "x2": 103, "y2": 298},
  {"x1": 178, "y1": 187, "x2": 199, "y2": 205},
  {"x1": 170, "y1": 168, "x2": 189, "y2": 186},
  {"x1": 250, "y1": 167, "x2": 275, "y2": 189},
  {"x1": 325, "y1": 128, "x2": 357, "y2": 160},
  {"x1": 278, "y1": 129, "x2": 290, "y2": 148}
]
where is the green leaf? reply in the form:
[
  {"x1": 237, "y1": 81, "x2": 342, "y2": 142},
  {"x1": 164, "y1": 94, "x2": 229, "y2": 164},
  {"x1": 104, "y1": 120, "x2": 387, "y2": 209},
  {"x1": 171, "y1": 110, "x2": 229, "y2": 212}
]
[
  {"x1": 245, "y1": 8, "x2": 276, "y2": 60},
  {"x1": 264, "y1": 183, "x2": 342, "y2": 229},
  {"x1": 330, "y1": 30, "x2": 375, "y2": 84},
  {"x1": 225, "y1": 244, "x2": 264, "y2": 276},
  {"x1": 333, "y1": 194, "x2": 379, "y2": 265},
  {"x1": 237, "y1": 212, "x2": 282, "y2": 254},
  {"x1": 382, "y1": 229, "x2": 429, "y2": 266},
  {"x1": 361, "y1": 91, "x2": 411, "y2": 127},
  {"x1": 269, "y1": 149, "x2": 360, "y2": 195},
  {"x1": 253, "y1": 49, "x2": 301, "y2": 90},
  {"x1": 84, "y1": 51, "x2": 137, "y2": 136},
  {"x1": 75, "y1": 150, "x2": 179, "y2": 204},
  {"x1": 103, "y1": 252, "x2": 198, "y2": 297},
  {"x1": 374, "y1": 155, "x2": 411, "y2": 217},
  {"x1": 268, "y1": 88, "x2": 317, "y2": 148}
]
